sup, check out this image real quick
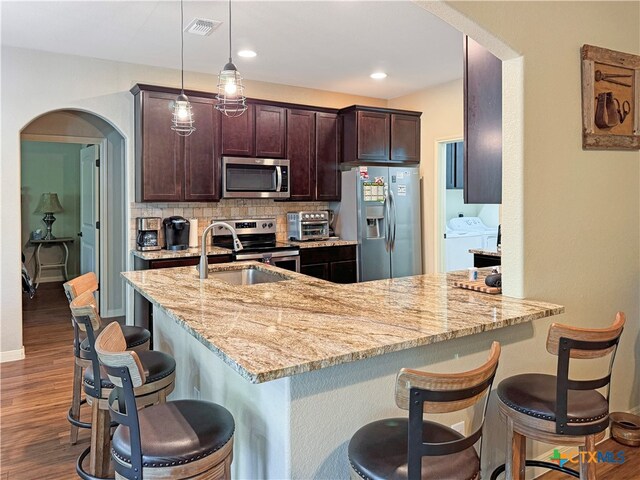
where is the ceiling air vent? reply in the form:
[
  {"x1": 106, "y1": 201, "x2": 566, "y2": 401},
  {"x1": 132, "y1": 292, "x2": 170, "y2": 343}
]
[{"x1": 184, "y1": 18, "x2": 222, "y2": 36}]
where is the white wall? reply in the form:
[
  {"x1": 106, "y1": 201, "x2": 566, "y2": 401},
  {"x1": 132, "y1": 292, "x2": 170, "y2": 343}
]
[
  {"x1": 388, "y1": 79, "x2": 465, "y2": 273},
  {"x1": 21, "y1": 141, "x2": 82, "y2": 280}
]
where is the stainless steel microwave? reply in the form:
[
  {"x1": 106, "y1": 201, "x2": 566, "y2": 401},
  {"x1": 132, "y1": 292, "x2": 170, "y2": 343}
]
[{"x1": 222, "y1": 157, "x2": 290, "y2": 199}]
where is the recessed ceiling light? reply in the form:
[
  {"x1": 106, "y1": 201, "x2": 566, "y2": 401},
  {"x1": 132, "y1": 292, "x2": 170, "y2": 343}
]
[
  {"x1": 238, "y1": 50, "x2": 257, "y2": 58},
  {"x1": 370, "y1": 72, "x2": 387, "y2": 79}
]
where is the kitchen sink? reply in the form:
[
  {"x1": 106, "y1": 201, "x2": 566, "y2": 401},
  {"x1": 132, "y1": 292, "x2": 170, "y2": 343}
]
[{"x1": 207, "y1": 267, "x2": 290, "y2": 285}]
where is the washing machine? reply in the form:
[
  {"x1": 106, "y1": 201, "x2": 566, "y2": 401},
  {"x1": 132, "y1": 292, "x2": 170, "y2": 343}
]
[{"x1": 444, "y1": 217, "x2": 498, "y2": 271}]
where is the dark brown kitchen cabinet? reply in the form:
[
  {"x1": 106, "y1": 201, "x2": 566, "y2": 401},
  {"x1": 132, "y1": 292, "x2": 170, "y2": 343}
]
[
  {"x1": 300, "y1": 263, "x2": 329, "y2": 281},
  {"x1": 184, "y1": 97, "x2": 220, "y2": 201},
  {"x1": 135, "y1": 90, "x2": 183, "y2": 202},
  {"x1": 287, "y1": 109, "x2": 316, "y2": 201},
  {"x1": 391, "y1": 114, "x2": 420, "y2": 163},
  {"x1": 340, "y1": 106, "x2": 421, "y2": 165},
  {"x1": 255, "y1": 104, "x2": 287, "y2": 158},
  {"x1": 315, "y1": 112, "x2": 341, "y2": 201},
  {"x1": 221, "y1": 103, "x2": 255, "y2": 156},
  {"x1": 357, "y1": 110, "x2": 390, "y2": 161},
  {"x1": 300, "y1": 245, "x2": 357, "y2": 283},
  {"x1": 133, "y1": 87, "x2": 219, "y2": 202},
  {"x1": 464, "y1": 36, "x2": 502, "y2": 204}
]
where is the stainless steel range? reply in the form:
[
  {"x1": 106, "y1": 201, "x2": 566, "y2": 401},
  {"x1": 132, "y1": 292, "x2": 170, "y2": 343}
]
[{"x1": 211, "y1": 218, "x2": 300, "y2": 272}]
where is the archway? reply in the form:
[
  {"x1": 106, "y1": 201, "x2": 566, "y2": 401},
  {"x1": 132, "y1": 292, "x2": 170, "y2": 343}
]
[{"x1": 20, "y1": 109, "x2": 127, "y2": 325}]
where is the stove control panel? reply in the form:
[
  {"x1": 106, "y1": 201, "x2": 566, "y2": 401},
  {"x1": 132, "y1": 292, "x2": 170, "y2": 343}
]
[{"x1": 211, "y1": 218, "x2": 277, "y2": 236}]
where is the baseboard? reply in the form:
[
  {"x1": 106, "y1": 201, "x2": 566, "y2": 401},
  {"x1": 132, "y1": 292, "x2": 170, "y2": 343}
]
[{"x1": 0, "y1": 346, "x2": 25, "y2": 363}]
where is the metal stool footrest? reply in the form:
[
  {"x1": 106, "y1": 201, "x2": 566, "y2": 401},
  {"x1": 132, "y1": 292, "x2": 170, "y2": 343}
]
[
  {"x1": 76, "y1": 446, "x2": 115, "y2": 480},
  {"x1": 68, "y1": 399, "x2": 91, "y2": 429},
  {"x1": 68, "y1": 399, "x2": 118, "y2": 430},
  {"x1": 490, "y1": 460, "x2": 579, "y2": 479}
]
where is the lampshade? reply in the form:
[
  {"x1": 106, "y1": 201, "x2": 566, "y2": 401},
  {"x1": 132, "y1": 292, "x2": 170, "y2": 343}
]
[
  {"x1": 35, "y1": 193, "x2": 64, "y2": 214},
  {"x1": 216, "y1": 62, "x2": 247, "y2": 117}
]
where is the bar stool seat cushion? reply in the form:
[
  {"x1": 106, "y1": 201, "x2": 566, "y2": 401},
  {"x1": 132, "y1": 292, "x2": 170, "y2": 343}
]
[
  {"x1": 497, "y1": 373, "x2": 609, "y2": 423},
  {"x1": 348, "y1": 418, "x2": 479, "y2": 480},
  {"x1": 111, "y1": 400, "x2": 235, "y2": 468},
  {"x1": 78, "y1": 325, "x2": 150, "y2": 360},
  {"x1": 84, "y1": 350, "x2": 175, "y2": 393}
]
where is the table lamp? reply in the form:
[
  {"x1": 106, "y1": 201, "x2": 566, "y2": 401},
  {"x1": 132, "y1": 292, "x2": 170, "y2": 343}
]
[{"x1": 35, "y1": 193, "x2": 64, "y2": 240}]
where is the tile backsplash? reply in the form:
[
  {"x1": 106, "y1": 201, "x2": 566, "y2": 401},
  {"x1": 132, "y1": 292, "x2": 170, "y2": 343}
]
[{"x1": 130, "y1": 199, "x2": 330, "y2": 249}]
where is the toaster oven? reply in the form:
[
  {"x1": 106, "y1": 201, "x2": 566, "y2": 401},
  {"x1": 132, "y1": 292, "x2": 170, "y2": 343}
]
[{"x1": 287, "y1": 211, "x2": 330, "y2": 241}]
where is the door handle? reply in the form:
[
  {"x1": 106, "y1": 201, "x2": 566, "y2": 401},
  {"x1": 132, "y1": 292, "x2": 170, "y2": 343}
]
[
  {"x1": 275, "y1": 166, "x2": 283, "y2": 192},
  {"x1": 389, "y1": 189, "x2": 397, "y2": 250},
  {"x1": 77, "y1": 232, "x2": 83, "y2": 237},
  {"x1": 383, "y1": 189, "x2": 391, "y2": 252}
]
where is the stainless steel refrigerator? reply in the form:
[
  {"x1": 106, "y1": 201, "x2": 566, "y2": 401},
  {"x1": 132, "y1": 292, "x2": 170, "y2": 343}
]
[{"x1": 335, "y1": 166, "x2": 422, "y2": 282}]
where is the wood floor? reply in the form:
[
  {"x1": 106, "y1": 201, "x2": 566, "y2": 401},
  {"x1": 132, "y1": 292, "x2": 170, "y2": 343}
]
[
  {"x1": 1, "y1": 282, "x2": 90, "y2": 479},
  {"x1": 1, "y1": 282, "x2": 639, "y2": 479}
]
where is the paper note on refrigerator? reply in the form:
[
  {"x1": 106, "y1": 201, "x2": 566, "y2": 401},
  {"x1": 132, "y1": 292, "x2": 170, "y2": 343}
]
[{"x1": 398, "y1": 184, "x2": 407, "y2": 196}]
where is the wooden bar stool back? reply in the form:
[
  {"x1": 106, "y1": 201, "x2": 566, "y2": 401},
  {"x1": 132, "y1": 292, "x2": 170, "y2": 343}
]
[
  {"x1": 64, "y1": 272, "x2": 151, "y2": 445},
  {"x1": 70, "y1": 292, "x2": 175, "y2": 479},
  {"x1": 348, "y1": 341, "x2": 501, "y2": 480},
  {"x1": 92, "y1": 322, "x2": 235, "y2": 480},
  {"x1": 491, "y1": 313, "x2": 625, "y2": 480}
]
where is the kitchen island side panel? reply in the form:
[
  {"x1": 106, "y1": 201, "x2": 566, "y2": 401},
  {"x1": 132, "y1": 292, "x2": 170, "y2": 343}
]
[{"x1": 152, "y1": 307, "x2": 292, "y2": 480}]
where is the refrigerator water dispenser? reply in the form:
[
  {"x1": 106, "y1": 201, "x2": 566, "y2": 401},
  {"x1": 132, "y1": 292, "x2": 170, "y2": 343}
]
[{"x1": 365, "y1": 206, "x2": 385, "y2": 239}]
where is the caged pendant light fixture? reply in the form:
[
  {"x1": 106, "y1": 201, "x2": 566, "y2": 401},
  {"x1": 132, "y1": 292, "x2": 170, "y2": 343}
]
[
  {"x1": 215, "y1": 0, "x2": 247, "y2": 117},
  {"x1": 171, "y1": 0, "x2": 196, "y2": 136}
]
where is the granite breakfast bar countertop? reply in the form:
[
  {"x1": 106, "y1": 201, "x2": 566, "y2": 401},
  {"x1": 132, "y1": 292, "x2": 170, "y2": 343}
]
[{"x1": 122, "y1": 263, "x2": 564, "y2": 384}]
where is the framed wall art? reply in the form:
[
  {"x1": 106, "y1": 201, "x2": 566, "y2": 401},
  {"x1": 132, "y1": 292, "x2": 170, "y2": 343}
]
[{"x1": 581, "y1": 44, "x2": 640, "y2": 150}]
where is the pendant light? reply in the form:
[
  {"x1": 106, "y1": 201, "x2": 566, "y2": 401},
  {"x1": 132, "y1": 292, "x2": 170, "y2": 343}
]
[
  {"x1": 215, "y1": 0, "x2": 247, "y2": 117},
  {"x1": 171, "y1": 0, "x2": 195, "y2": 136}
]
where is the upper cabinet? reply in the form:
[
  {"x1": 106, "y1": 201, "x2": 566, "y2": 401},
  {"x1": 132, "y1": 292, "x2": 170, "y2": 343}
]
[
  {"x1": 131, "y1": 85, "x2": 419, "y2": 203},
  {"x1": 391, "y1": 114, "x2": 421, "y2": 163},
  {"x1": 133, "y1": 86, "x2": 220, "y2": 203},
  {"x1": 340, "y1": 106, "x2": 421, "y2": 164},
  {"x1": 221, "y1": 103, "x2": 287, "y2": 158},
  {"x1": 287, "y1": 110, "x2": 342, "y2": 202},
  {"x1": 315, "y1": 112, "x2": 341, "y2": 201},
  {"x1": 255, "y1": 105, "x2": 287, "y2": 158},
  {"x1": 221, "y1": 103, "x2": 255, "y2": 157},
  {"x1": 464, "y1": 36, "x2": 502, "y2": 204},
  {"x1": 287, "y1": 109, "x2": 315, "y2": 201}
]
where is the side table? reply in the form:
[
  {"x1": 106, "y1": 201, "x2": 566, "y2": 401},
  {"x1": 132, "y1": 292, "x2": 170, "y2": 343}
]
[{"x1": 31, "y1": 237, "x2": 75, "y2": 288}]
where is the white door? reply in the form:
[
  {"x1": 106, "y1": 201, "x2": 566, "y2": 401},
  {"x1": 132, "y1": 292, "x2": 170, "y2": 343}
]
[{"x1": 80, "y1": 145, "x2": 99, "y2": 279}]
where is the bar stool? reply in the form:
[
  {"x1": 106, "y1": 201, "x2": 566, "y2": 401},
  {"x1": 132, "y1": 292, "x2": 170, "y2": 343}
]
[
  {"x1": 90, "y1": 321, "x2": 235, "y2": 480},
  {"x1": 348, "y1": 342, "x2": 501, "y2": 480},
  {"x1": 70, "y1": 291, "x2": 175, "y2": 479},
  {"x1": 491, "y1": 313, "x2": 625, "y2": 480},
  {"x1": 64, "y1": 273, "x2": 151, "y2": 445}
]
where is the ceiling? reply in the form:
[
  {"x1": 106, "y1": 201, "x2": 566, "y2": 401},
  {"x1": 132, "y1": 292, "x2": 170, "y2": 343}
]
[{"x1": 1, "y1": 1, "x2": 463, "y2": 99}]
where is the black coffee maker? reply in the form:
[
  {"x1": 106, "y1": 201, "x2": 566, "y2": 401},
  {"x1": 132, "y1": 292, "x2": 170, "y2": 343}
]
[{"x1": 163, "y1": 216, "x2": 190, "y2": 250}]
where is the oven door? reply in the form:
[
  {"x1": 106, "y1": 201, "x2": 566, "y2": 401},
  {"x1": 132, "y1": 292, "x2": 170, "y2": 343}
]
[
  {"x1": 300, "y1": 221, "x2": 329, "y2": 240},
  {"x1": 222, "y1": 157, "x2": 290, "y2": 199}
]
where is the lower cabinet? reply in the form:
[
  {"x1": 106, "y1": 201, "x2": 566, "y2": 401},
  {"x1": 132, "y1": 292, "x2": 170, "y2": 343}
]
[
  {"x1": 133, "y1": 254, "x2": 233, "y2": 336},
  {"x1": 300, "y1": 245, "x2": 357, "y2": 284}
]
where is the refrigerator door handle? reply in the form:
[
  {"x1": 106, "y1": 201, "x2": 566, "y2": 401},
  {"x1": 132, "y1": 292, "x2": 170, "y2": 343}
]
[
  {"x1": 389, "y1": 188, "x2": 397, "y2": 250},
  {"x1": 383, "y1": 188, "x2": 391, "y2": 252}
]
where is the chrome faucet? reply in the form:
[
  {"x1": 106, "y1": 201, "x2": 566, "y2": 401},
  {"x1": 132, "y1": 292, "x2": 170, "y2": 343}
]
[{"x1": 198, "y1": 221, "x2": 243, "y2": 279}]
